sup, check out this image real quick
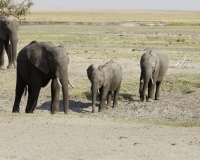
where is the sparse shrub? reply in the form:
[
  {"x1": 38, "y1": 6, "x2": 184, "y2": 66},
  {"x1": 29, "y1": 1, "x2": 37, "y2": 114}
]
[{"x1": 177, "y1": 38, "x2": 186, "y2": 43}]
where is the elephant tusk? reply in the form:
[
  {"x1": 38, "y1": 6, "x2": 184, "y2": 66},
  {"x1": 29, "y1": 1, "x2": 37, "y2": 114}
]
[
  {"x1": 151, "y1": 77, "x2": 154, "y2": 84},
  {"x1": 56, "y1": 77, "x2": 62, "y2": 87},
  {"x1": 141, "y1": 79, "x2": 143, "y2": 83},
  {"x1": 68, "y1": 80, "x2": 74, "y2": 89},
  {"x1": 9, "y1": 40, "x2": 11, "y2": 44},
  {"x1": 98, "y1": 90, "x2": 100, "y2": 94},
  {"x1": 18, "y1": 40, "x2": 22, "y2": 45}
]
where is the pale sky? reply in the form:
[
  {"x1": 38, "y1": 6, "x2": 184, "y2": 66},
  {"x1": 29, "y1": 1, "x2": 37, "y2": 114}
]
[{"x1": 15, "y1": 0, "x2": 200, "y2": 10}]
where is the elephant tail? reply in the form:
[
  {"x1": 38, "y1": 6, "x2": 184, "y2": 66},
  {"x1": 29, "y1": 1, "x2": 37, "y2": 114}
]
[{"x1": 24, "y1": 86, "x2": 27, "y2": 96}]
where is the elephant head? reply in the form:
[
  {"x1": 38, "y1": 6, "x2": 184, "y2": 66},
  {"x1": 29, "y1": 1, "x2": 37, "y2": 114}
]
[
  {"x1": 0, "y1": 17, "x2": 19, "y2": 68},
  {"x1": 27, "y1": 41, "x2": 70, "y2": 113},
  {"x1": 139, "y1": 50, "x2": 159, "y2": 101}
]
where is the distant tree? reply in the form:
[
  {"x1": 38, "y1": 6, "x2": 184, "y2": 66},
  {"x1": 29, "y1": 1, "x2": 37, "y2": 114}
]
[{"x1": 0, "y1": 0, "x2": 34, "y2": 20}]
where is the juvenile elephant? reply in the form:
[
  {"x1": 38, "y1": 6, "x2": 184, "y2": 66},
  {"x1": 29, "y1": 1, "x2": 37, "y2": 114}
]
[
  {"x1": 0, "y1": 17, "x2": 19, "y2": 69},
  {"x1": 12, "y1": 41, "x2": 71, "y2": 114},
  {"x1": 87, "y1": 60, "x2": 122, "y2": 113},
  {"x1": 139, "y1": 49, "x2": 169, "y2": 102}
]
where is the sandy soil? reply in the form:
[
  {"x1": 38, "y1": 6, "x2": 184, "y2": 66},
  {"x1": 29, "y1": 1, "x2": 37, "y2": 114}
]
[
  {"x1": 0, "y1": 114, "x2": 199, "y2": 160},
  {"x1": 0, "y1": 52, "x2": 200, "y2": 159}
]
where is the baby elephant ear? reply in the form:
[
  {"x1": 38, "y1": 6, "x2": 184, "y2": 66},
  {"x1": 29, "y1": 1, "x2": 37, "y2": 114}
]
[
  {"x1": 27, "y1": 44, "x2": 49, "y2": 74},
  {"x1": 87, "y1": 64, "x2": 96, "y2": 81}
]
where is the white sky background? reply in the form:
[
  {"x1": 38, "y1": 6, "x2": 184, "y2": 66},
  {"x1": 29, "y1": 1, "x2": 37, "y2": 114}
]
[{"x1": 15, "y1": 0, "x2": 200, "y2": 10}]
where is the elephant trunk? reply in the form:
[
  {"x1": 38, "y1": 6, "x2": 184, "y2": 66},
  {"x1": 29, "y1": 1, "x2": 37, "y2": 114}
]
[
  {"x1": 91, "y1": 83, "x2": 98, "y2": 113},
  {"x1": 141, "y1": 70, "x2": 151, "y2": 101},
  {"x1": 11, "y1": 40, "x2": 17, "y2": 68},
  {"x1": 59, "y1": 71, "x2": 69, "y2": 114},
  {"x1": 139, "y1": 78, "x2": 144, "y2": 100},
  {"x1": 7, "y1": 40, "x2": 17, "y2": 69}
]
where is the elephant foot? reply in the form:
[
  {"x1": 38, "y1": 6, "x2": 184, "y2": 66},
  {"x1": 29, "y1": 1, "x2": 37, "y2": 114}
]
[
  {"x1": 51, "y1": 111, "x2": 58, "y2": 114},
  {"x1": 112, "y1": 104, "x2": 118, "y2": 108},
  {"x1": 25, "y1": 111, "x2": 34, "y2": 114},
  {"x1": 25, "y1": 108, "x2": 34, "y2": 113},
  {"x1": 147, "y1": 98, "x2": 153, "y2": 102},
  {"x1": 98, "y1": 108, "x2": 106, "y2": 112},
  {"x1": 7, "y1": 64, "x2": 15, "y2": 69},
  {"x1": 140, "y1": 98, "x2": 145, "y2": 102},
  {"x1": 12, "y1": 109, "x2": 20, "y2": 113},
  {"x1": 106, "y1": 105, "x2": 111, "y2": 109}
]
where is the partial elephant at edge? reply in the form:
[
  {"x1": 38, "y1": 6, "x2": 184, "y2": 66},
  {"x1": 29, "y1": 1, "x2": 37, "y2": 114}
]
[{"x1": 0, "y1": 17, "x2": 19, "y2": 69}]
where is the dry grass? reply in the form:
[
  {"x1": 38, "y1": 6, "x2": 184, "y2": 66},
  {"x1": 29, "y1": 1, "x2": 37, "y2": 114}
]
[{"x1": 23, "y1": 9, "x2": 200, "y2": 24}]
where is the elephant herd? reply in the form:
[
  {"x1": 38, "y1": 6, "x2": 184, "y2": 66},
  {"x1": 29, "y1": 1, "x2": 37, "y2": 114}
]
[{"x1": 0, "y1": 17, "x2": 169, "y2": 114}]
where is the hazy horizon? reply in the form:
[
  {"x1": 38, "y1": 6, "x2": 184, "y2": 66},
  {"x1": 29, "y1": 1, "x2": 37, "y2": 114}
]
[{"x1": 15, "y1": 0, "x2": 200, "y2": 11}]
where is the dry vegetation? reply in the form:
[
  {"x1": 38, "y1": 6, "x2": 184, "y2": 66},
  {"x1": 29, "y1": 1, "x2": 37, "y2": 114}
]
[{"x1": 25, "y1": 9, "x2": 200, "y2": 24}]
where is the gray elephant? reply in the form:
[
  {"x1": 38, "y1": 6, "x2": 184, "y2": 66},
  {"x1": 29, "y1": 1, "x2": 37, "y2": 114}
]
[
  {"x1": 0, "y1": 17, "x2": 19, "y2": 69},
  {"x1": 87, "y1": 60, "x2": 122, "y2": 113},
  {"x1": 139, "y1": 49, "x2": 169, "y2": 102},
  {"x1": 12, "y1": 41, "x2": 71, "y2": 114}
]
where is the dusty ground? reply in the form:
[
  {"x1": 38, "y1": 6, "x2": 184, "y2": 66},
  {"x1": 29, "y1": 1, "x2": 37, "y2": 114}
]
[
  {"x1": 0, "y1": 114, "x2": 199, "y2": 160},
  {"x1": 0, "y1": 50, "x2": 200, "y2": 159}
]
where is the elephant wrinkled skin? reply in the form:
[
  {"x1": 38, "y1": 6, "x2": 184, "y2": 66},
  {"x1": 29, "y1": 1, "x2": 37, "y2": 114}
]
[
  {"x1": 12, "y1": 41, "x2": 70, "y2": 114},
  {"x1": 139, "y1": 49, "x2": 169, "y2": 102},
  {"x1": 87, "y1": 60, "x2": 122, "y2": 113},
  {"x1": 0, "y1": 17, "x2": 19, "y2": 69}
]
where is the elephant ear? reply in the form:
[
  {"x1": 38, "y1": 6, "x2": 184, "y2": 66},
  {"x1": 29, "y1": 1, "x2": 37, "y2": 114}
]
[
  {"x1": 0, "y1": 20, "x2": 7, "y2": 40},
  {"x1": 27, "y1": 43, "x2": 49, "y2": 74},
  {"x1": 87, "y1": 64, "x2": 96, "y2": 81},
  {"x1": 98, "y1": 65, "x2": 113, "y2": 87}
]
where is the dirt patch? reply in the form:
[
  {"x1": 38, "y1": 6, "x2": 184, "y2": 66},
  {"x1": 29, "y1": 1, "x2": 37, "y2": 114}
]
[{"x1": 0, "y1": 114, "x2": 199, "y2": 160}]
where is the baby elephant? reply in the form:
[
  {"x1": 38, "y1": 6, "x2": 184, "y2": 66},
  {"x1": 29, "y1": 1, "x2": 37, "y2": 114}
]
[
  {"x1": 87, "y1": 60, "x2": 122, "y2": 113},
  {"x1": 139, "y1": 49, "x2": 169, "y2": 102}
]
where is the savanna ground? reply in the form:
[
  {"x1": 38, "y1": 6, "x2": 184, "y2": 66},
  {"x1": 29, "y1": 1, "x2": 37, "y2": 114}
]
[{"x1": 0, "y1": 10, "x2": 200, "y2": 159}]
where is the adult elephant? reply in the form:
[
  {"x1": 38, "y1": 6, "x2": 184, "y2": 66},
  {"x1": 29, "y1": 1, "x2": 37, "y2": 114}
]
[
  {"x1": 139, "y1": 49, "x2": 169, "y2": 102},
  {"x1": 0, "y1": 17, "x2": 19, "y2": 69},
  {"x1": 12, "y1": 41, "x2": 72, "y2": 114},
  {"x1": 87, "y1": 60, "x2": 122, "y2": 113}
]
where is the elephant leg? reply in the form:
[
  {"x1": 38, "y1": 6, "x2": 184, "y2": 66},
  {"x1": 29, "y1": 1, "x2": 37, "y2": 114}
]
[
  {"x1": 12, "y1": 72, "x2": 26, "y2": 113},
  {"x1": 99, "y1": 88, "x2": 109, "y2": 112},
  {"x1": 113, "y1": 83, "x2": 121, "y2": 108},
  {"x1": 106, "y1": 91, "x2": 112, "y2": 109},
  {"x1": 0, "y1": 41, "x2": 5, "y2": 69},
  {"x1": 147, "y1": 80, "x2": 155, "y2": 102},
  {"x1": 25, "y1": 86, "x2": 41, "y2": 113},
  {"x1": 50, "y1": 77, "x2": 61, "y2": 114},
  {"x1": 155, "y1": 81, "x2": 162, "y2": 100}
]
